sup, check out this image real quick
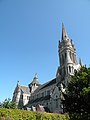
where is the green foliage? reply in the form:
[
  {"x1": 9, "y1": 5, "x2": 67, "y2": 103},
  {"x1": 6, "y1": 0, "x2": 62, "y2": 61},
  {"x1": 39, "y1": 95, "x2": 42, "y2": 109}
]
[
  {"x1": 2, "y1": 98, "x2": 17, "y2": 109},
  {"x1": 0, "y1": 102, "x2": 3, "y2": 108},
  {"x1": 0, "y1": 108, "x2": 69, "y2": 120},
  {"x1": 62, "y1": 66, "x2": 90, "y2": 119},
  {"x1": 69, "y1": 113, "x2": 90, "y2": 120}
]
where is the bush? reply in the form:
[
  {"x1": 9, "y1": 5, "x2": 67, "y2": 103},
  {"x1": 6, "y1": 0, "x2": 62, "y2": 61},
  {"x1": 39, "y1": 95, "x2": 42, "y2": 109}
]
[
  {"x1": 69, "y1": 113, "x2": 90, "y2": 120},
  {"x1": 0, "y1": 108, "x2": 69, "y2": 120}
]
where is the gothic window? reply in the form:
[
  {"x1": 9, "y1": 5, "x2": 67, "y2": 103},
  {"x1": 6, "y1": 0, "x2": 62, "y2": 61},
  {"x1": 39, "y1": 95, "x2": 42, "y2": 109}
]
[
  {"x1": 42, "y1": 92, "x2": 44, "y2": 97},
  {"x1": 56, "y1": 95, "x2": 58, "y2": 98},
  {"x1": 69, "y1": 66, "x2": 71, "y2": 73},
  {"x1": 27, "y1": 96, "x2": 29, "y2": 100},
  {"x1": 72, "y1": 66, "x2": 73, "y2": 73},
  {"x1": 30, "y1": 87, "x2": 32, "y2": 93},
  {"x1": 21, "y1": 95, "x2": 23, "y2": 99},
  {"x1": 74, "y1": 69, "x2": 77, "y2": 74},
  {"x1": 47, "y1": 90, "x2": 50, "y2": 95}
]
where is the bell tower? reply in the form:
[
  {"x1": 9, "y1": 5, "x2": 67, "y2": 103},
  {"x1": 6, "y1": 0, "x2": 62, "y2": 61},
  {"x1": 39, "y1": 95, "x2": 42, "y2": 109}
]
[
  {"x1": 56, "y1": 23, "x2": 80, "y2": 86},
  {"x1": 28, "y1": 73, "x2": 40, "y2": 93}
]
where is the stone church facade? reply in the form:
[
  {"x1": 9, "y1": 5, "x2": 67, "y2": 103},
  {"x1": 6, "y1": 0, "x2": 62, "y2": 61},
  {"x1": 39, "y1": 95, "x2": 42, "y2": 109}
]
[{"x1": 12, "y1": 23, "x2": 83, "y2": 113}]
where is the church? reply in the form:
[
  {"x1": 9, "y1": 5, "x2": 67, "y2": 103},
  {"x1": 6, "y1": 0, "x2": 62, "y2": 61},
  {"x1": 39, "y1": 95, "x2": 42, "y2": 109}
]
[{"x1": 12, "y1": 23, "x2": 83, "y2": 113}]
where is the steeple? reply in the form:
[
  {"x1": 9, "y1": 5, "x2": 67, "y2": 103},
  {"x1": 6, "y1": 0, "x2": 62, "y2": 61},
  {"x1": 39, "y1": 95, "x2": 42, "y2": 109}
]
[
  {"x1": 28, "y1": 73, "x2": 40, "y2": 93},
  {"x1": 32, "y1": 73, "x2": 39, "y2": 84},
  {"x1": 57, "y1": 23, "x2": 79, "y2": 82},
  {"x1": 62, "y1": 23, "x2": 69, "y2": 41}
]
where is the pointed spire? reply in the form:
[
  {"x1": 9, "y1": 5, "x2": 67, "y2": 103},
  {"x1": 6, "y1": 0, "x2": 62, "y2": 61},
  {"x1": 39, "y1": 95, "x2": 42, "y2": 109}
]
[
  {"x1": 34, "y1": 73, "x2": 38, "y2": 80},
  {"x1": 62, "y1": 23, "x2": 68, "y2": 41},
  {"x1": 32, "y1": 73, "x2": 39, "y2": 85}
]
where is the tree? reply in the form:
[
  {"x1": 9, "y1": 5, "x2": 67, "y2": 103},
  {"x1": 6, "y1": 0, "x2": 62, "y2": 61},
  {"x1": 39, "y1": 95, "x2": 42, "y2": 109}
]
[
  {"x1": 2, "y1": 98, "x2": 17, "y2": 109},
  {"x1": 0, "y1": 102, "x2": 3, "y2": 108},
  {"x1": 62, "y1": 66, "x2": 90, "y2": 116}
]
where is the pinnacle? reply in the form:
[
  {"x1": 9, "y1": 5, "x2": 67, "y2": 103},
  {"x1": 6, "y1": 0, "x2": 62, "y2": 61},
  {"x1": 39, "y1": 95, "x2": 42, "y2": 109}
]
[{"x1": 62, "y1": 23, "x2": 68, "y2": 41}]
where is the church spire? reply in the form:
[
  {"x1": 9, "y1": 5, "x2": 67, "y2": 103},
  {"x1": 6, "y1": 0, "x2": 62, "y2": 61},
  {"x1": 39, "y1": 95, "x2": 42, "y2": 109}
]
[
  {"x1": 31, "y1": 73, "x2": 39, "y2": 85},
  {"x1": 62, "y1": 23, "x2": 68, "y2": 41}
]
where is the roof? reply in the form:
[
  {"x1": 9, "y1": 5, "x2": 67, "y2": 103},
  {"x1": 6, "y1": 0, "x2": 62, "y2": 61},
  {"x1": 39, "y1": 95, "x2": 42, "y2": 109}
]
[
  {"x1": 31, "y1": 78, "x2": 56, "y2": 95},
  {"x1": 19, "y1": 85, "x2": 30, "y2": 94},
  {"x1": 40, "y1": 78, "x2": 56, "y2": 90},
  {"x1": 29, "y1": 73, "x2": 40, "y2": 86},
  {"x1": 14, "y1": 78, "x2": 56, "y2": 96},
  {"x1": 29, "y1": 95, "x2": 50, "y2": 104}
]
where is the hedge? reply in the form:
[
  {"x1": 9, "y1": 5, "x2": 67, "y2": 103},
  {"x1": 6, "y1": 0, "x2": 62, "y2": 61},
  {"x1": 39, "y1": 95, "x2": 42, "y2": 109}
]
[{"x1": 0, "y1": 108, "x2": 69, "y2": 120}]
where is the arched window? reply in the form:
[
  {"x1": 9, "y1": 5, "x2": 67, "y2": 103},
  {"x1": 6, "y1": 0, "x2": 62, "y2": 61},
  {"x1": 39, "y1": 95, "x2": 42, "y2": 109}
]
[
  {"x1": 72, "y1": 66, "x2": 73, "y2": 73},
  {"x1": 30, "y1": 87, "x2": 32, "y2": 93},
  {"x1": 69, "y1": 66, "x2": 71, "y2": 73}
]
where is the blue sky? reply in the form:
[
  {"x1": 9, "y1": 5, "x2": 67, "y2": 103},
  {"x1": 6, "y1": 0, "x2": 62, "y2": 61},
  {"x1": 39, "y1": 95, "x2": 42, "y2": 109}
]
[{"x1": 0, "y1": 0, "x2": 90, "y2": 102}]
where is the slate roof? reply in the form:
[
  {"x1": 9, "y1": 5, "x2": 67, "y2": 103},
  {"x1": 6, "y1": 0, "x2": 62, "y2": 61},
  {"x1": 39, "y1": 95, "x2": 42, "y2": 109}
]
[
  {"x1": 40, "y1": 78, "x2": 56, "y2": 90},
  {"x1": 29, "y1": 73, "x2": 40, "y2": 86},
  {"x1": 29, "y1": 95, "x2": 50, "y2": 104},
  {"x1": 31, "y1": 78, "x2": 56, "y2": 94},
  {"x1": 24, "y1": 78, "x2": 56, "y2": 107},
  {"x1": 14, "y1": 78, "x2": 56, "y2": 96},
  {"x1": 20, "y1": 85, "x2": 30, "y2": 94}
]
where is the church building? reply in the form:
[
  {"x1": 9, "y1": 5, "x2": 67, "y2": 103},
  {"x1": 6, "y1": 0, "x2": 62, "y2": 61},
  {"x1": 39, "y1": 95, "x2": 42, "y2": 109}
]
[{"x1": 12, "y1": 23, "x2": 82, "y2": 113}]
